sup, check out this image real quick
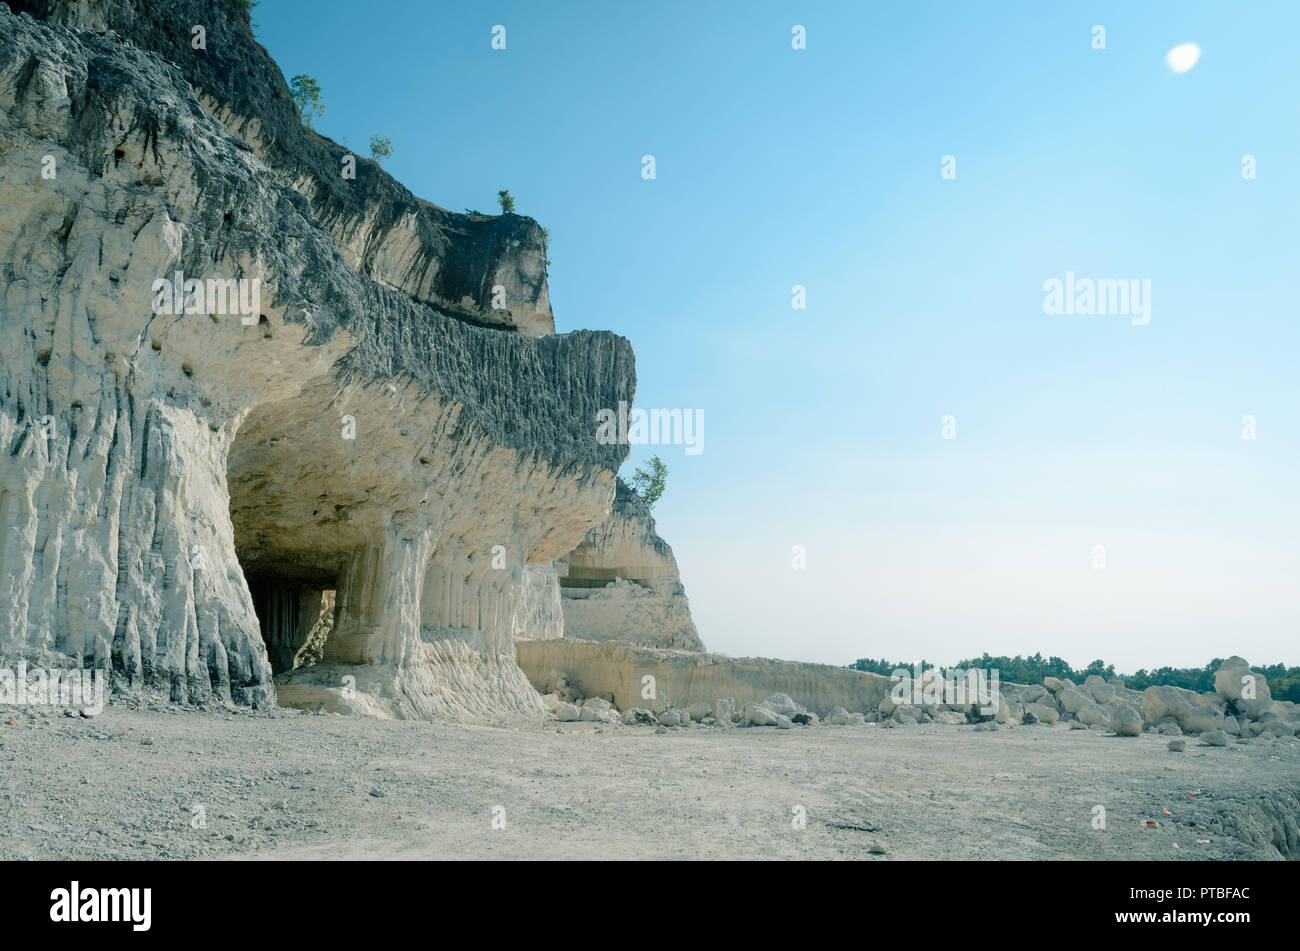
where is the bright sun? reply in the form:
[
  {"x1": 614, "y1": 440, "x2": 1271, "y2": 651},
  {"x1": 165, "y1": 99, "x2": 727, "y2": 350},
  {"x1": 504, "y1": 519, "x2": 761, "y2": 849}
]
[{"x1": 1166, "y1": 43, "x2": 1201, "y2": 74}]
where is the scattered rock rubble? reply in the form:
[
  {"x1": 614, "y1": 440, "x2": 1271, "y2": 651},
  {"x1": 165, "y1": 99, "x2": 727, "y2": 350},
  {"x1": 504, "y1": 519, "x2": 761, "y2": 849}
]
[{"x1": 534, "y1": 655, "x2": 1300, "y2": 748}]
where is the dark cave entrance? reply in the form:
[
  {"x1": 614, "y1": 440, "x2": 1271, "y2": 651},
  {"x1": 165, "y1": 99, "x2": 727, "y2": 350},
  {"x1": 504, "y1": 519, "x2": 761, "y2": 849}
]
[
  {"x1": 245, "y1": 574, "x2": 338, "y2": 676},
  {"x1": 226, "y1": 394, "x2": 365, "y2": 680}
]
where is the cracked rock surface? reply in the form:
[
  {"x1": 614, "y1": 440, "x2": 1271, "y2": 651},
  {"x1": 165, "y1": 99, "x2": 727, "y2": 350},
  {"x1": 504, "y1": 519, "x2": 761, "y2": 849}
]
[
  {"x1": 0, "y1": 4, "x2": 634, "y2": 718},
  {"x1": 14, "y1": 0, "x2": 558, "y2": 334}
]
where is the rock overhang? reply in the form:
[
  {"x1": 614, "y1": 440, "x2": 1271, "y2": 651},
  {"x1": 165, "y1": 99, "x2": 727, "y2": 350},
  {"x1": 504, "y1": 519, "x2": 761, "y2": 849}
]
[{"x1": 0, "y1": 5, "x2": 635, "y2": 718}]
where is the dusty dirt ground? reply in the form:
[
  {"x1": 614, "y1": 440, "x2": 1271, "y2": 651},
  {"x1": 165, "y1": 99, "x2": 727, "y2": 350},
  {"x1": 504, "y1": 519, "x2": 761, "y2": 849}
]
[{"x1": 2, "y1": 697, "x2": 1297, "y2": 860}]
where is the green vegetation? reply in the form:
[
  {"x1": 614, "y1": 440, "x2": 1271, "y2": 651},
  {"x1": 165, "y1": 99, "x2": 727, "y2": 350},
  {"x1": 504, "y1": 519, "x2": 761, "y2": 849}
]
[
  {"x1": 628, "y1": 456, "x2": 668, "y2": 509},
  {"x1": 368, "y1": 135, "x2": 392, "y2": 162},
  {"x1": 1127, "y1": 661, "x2": 1300, "y2": 701},
  {"x1": 848, "y1": 653, "x2": 1300, "y2": 700},
  {"x1": 851, "y1": 653, "x2": 1095, "y2": 682},
  {"x1": 497, "y1": 189, "x2": 515, "y2": 214},
  {"x1": 289, "y1": 74, "x2": 324, "y2": 129}
]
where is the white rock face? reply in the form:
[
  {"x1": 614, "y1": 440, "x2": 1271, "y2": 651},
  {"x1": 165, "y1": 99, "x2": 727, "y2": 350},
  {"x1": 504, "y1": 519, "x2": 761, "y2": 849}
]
[
  {"x1": 553, "y1": 702, "x2": 582, "y2": 722},
  {"x1": 556, "y1": 478, "x2": 702, "y2": 650},
  {"x1": 1141, "y1": 684, "x2": 1225, "y2": 733},
  {"x1": 1076, "y1": 703, "x2": 1108, "y2": 726},
  {"x1": 1214, "y1": 655, "x2": 1273, "y2": 719},
  {"x1": 1057, "y1": 687, "x2": 1091, "y2": 714},
  {"x1": 516, "y1": 638, "x2": 893, "y2": 717},
  {"x1": 1109, "y1": 705, "x2": 1142, "y2": 737},
  {"x1": 825, "y1": 707, "x2": 852, "y2": 725},
  {"x1": 0, "y1": 9, "x2": 634, "y2": 718},
  {"x1": 30, "y1": 0, "x2": 556, "y2": 336},
  {"x1": 1024, "y1": 702, "x2": 1060, "y2": 725}
]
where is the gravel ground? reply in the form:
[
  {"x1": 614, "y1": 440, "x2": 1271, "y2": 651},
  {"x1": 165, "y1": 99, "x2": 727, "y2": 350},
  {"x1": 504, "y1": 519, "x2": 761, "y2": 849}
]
[{"x1": 2, "y1": 697, "x2": 1297, "y2": 860}]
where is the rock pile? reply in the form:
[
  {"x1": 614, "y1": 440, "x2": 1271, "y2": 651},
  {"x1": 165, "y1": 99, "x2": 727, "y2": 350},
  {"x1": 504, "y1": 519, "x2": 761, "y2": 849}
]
[
  {"x1": 539, "y1": 682, "x2": 858, "y2": 731},
  {"x1": 534, "y1": 657, "x2": 1300, "y2": 747}
]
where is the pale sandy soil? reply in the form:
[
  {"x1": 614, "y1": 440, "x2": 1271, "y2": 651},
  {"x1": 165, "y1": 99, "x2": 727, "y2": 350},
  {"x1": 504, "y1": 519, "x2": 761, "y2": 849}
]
[{"x1": 2, "y1": 698, "x2": 1297, "y2": 860}]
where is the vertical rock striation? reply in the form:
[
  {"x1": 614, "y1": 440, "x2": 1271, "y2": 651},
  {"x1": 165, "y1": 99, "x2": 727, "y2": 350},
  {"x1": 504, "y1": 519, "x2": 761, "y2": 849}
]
[{"x1": 0, "y1": 6, "x2": 633, "y2": 717}]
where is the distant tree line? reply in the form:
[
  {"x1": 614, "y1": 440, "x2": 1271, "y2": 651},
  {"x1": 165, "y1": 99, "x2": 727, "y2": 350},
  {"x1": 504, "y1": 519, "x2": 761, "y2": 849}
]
[
  {"x1": 1125, "y1": 660, "x2": 1300, "y2": 701},
  {"x1": 848, "y1": 653, "x2": 1300, "y2": 702}
]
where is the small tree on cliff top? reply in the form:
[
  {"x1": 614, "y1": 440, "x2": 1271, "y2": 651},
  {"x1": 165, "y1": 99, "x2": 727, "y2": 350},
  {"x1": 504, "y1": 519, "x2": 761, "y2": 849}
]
[
  {"x1": 289, "y1": 74, "x2": 324, "y2": 129},
  {"x1": 629, "y1": 456, "x2": 668, "y2": 509},
  {"x1": 369, "y1": 135, "x2": 393, "y2": 163}
]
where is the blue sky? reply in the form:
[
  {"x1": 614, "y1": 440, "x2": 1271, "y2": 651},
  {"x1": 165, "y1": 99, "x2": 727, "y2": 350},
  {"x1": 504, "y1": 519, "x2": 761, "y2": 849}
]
[{"x1": 253, "y1": 1, "x2": 1300, "y2": 671}]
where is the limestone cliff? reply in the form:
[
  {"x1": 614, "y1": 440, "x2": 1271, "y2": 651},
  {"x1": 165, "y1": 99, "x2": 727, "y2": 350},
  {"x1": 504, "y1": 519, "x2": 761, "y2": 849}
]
[
  {"x1": 555, "y1": 477, "x2": 703, "y2": 651},
  {"x1": 516, "y1": 639, "x2": 893, "y2": 717},
  {"x1": 0, "y1": 4, "x2": 634, "y2": 717},
  {"x1": 13, "y1": 0, "x2": 556, "y2": 335}
]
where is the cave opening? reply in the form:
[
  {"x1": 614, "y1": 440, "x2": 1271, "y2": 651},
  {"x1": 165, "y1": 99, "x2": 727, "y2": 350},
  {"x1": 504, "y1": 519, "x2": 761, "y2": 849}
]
[
  {"x1": 226, "y1": 393, "x2": 368, "y2": 680},
  {"x1": 246, "y1": 575, "x2": 337, "y2": 675}
]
